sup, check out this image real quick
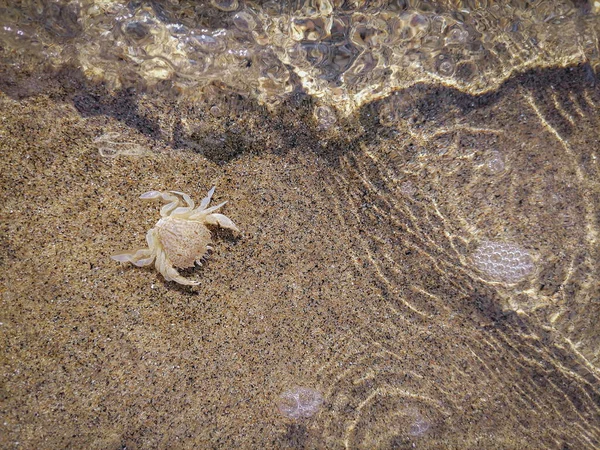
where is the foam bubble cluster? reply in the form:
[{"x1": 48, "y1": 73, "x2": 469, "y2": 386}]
[
  {"x1": 0, "y1": 2, "x2": 589, "y2": 112},
  {"x1": 486, "y1": 150, "x2": 505, "y2": 174},
  {"x1": 277, "y1": 386, "x2": 323, "y2": 420},
  {"x1": 472, "y1": 241, "x2": 534, "y2": 283}
]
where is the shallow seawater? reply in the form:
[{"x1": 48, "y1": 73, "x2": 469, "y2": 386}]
[{"x1": 1, "y1": 1, "x2": 599, "y2": 449}]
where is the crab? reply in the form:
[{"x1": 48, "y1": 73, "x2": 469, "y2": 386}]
[{"x1": 111, "y1": 187, "x2": 239, "y2": 285}]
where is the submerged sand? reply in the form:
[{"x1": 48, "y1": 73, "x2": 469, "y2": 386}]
[{"x1": 1, "y1": 63, "x2": 599, "y2": 449}]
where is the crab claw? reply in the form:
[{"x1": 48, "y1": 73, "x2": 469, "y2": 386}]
[{"x1": 205, "y1": 213, "x2": 240, "y2": 233}]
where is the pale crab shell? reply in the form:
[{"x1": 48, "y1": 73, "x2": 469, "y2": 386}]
[
  {"x1": 155, "y1": 217, "x2": 213, "y2": 268},
  {"x1": 112, "y1": 187, "x2": 238, "y2": 286}
]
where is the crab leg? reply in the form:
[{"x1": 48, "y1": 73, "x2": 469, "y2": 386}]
[
  {"x1": 201, "y1": 200, "x2": 228, "y2": 215},
  {"x1": 111, "y1": 248, "x2": 155, "y2": 267},
  {"x1": 170, "y1": 191, "x2": 195, "y2": 208},
  {"x1": 155, "y1": 250, "x2": 201, "y2": 286},
  {"x1": 169, "y1": 191, "x2": 195, "y2": 216},
  {"x1": 140, "y1": 190, "x2": 184, "y2": 217},
  {"x1": 199, "y1": 186, "x2": 216, "y2": 210}
]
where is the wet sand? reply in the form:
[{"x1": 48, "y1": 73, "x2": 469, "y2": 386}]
[
  {"x1": 1, "y1": 64, "x2": 599, "y2": 449},
  {"x1": 0, "y1": 92, "x2": 351, "y2": 448}
]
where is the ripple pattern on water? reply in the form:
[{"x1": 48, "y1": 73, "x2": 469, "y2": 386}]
[
  {"x1": 311, "y1": 67, "x2": 600, "y2": 447},
  {"x1": 1, "y1": 2, "x2": 599, "y2": 449},
  {"x1": 1, "y1": 1, "x2": 599, "y2": 113}
]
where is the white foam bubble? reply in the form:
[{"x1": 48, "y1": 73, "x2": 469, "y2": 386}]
[
  {"x1": 277, "y1": 386, "x2": 323, "y2": 420},
  {"x1": 472, "y1": 240, "x2": 534, "y2": 283},
  {"x1": 486, "y1": 150, "x2": 505, "y2": 173}
]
